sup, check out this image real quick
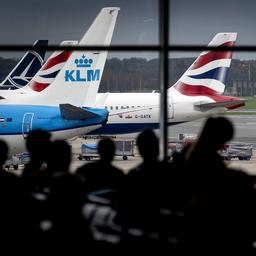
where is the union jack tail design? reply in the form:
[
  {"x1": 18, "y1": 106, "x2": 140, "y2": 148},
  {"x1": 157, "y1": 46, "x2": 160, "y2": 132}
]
[
  {"x1": 29, "y1": 41, "x2": 77, "y2": 92},
  {"x1": 172, "y1": 33, "x2": 237, "y2": 101}
]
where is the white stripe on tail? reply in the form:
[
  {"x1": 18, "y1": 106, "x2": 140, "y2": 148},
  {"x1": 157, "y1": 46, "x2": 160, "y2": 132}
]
[{"x1": 171, "y1": 33, "x2": 237, "y2": 96}]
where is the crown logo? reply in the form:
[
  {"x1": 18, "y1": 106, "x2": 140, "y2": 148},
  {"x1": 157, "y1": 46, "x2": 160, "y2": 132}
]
[{"x1": 74, "y1": 55, "x2": 93, "y2": 68}]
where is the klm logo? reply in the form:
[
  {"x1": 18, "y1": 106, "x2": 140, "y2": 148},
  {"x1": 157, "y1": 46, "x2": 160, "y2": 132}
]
[{"x1": 65, "y1": 55, "x2": 100, "y2": 82}]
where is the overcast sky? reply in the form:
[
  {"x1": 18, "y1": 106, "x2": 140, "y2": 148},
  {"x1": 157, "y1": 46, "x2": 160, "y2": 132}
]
[{"x1": 0, "y1": 0, "x2": 255, "y2": 60}]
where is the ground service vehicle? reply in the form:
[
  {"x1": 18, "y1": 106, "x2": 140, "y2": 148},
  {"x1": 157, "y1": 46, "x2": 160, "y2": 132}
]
[{"x1": 219, "y1": 143, "x2": 253, "y2": 161}]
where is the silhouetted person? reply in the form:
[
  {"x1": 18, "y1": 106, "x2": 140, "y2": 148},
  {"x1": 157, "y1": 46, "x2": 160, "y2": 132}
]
[
  {"x1": 0, "y1": 140, "x2": 23, "y2": 248},
  {"x1": 0, "y1": 139, "x2": 8, "y2": 167},
  {"x1": 47, "y1": 140, "x2": 71, "y2": 175},
  {"x1": 124, "y1": 129, "x2": 166, "y2": 232},
  {"x1": 46, "y1": 140, "x2": 88, "y2": 250},
  {"x1": 76, "y1": 138, "x2": 126, "y2": 251},
  {"x1": 76, "y1": 138, "x2": 125, "y2": 197},
  {"x1": 186, "y1": 116, "x2": 234, "y2": 169},
  {"x1": 185, "y1": 116, "x2": 256, "y2": 253},
  {"x1": 18, "y1": 129, "x2": 52, "y2": 246},
  {"x1": 21, "y1": 129, "x2": 52, "y2": 184}
]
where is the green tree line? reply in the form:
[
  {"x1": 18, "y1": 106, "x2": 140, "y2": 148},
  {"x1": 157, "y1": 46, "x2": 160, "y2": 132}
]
[{"x1": 0, "y1": 57, "x2": 254, "y2": 92}]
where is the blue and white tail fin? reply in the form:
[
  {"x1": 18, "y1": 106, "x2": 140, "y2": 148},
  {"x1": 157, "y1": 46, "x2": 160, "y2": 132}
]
[
  {"x1": 25, "y1": 7, "x2": 119, "y2": 107},
  {"x1": 0, "y1": 40, "x2": 48, "y2": 89},
  {"x1": 170, "y1": 33, "x2": 237, "y2": 97}
]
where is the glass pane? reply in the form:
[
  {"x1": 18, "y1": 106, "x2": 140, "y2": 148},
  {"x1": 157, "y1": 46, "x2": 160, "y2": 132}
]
[
  {"x1": 0, "y1": 0, "x2": 159, "y2": 53},
  {"x1": 169, "y1": 0, "x2": 256, "y2": 58},
  {"x1": 168, "y1": 48, "x2": 256, "y2": 154},
  {"x1": 103, "y1": 51, "x2": 159, "y2": 92}
]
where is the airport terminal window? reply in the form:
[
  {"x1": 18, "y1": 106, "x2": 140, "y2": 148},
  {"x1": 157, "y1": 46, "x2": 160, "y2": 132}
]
[
  {"x1": 0, "y1": 2, "x2": 255, "y2": 251},
  {"x1": 1, "y1": 0, "x2": 254, "y2": 159}
]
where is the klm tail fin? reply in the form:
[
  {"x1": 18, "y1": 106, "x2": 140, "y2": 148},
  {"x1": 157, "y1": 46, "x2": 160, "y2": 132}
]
[
  {"x1": 171, "y1": 33, "x2": 237, "y2": 96},
  {"x1": 59, "y1": 7, "x2": 120, "y2": 107},
  {"x1": 24, "y1": 7, "x2": 119, "y2": 107},
  {"x1": 0, "y1": 40, "x2": 48, "y2": 89}
]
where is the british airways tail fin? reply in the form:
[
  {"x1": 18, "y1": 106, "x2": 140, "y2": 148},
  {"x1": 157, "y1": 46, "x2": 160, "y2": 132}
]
[
  {"x1": 0, "y1": 40, "x2": 48, "y2": 89},
  {"x1": 170, "y1": 33, "x2": 246, "y2": 110},
  {"x1": 171, "y1": 33, "x2": 237, "y2": 97},
  {"x1": 28, "y1": 40, "x2": 78, "y2": 92}
]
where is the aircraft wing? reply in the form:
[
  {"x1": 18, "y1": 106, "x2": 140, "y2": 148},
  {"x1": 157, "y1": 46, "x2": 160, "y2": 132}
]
[
  {"x1": 59, "y1": 104, "x2": 100, "y2": 120},
  {"x1": 194, "y1": 99, "x2": 247, "y2": 111}
]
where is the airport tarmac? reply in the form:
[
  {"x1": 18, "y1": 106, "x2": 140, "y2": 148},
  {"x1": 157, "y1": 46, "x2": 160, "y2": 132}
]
[
  {"x1": 70, "y1": 114, "x2": 256, "y2": 175},
  {"x1": 10, "y1": 115, "x2": 256, "y2": 176},
  {"x1": 168, "y1": 115, "x2": 256, "y2": 145},
  {"x1": 71, "y1": 153, "x2": 256, "y2": 175}
]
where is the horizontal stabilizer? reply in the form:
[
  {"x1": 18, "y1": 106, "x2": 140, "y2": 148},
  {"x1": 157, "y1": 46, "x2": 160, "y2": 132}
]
[
  {"x1": 194, "y1": 99, "x2": 247, "y2": 111},
  {"x1": 59, "y1": 104, "x2": 99, "y2": 120}
]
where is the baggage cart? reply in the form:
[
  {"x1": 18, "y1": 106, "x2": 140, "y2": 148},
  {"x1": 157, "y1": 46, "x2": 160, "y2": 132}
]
[{"x1": 78, "y1": 139, "x2": 135, "y2": 161}]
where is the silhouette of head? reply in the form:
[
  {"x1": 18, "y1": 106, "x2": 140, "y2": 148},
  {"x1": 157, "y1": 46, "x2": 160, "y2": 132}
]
[
  {"x1": 0, "y1": 140, "x2": 8, "y2": 167},
  {"x1": 98, "y1": 138, "x2": 115, "y2": 163},
  {"x1": 137, "y1": 129, "x2": 159, "y2": 162},
  {"x1": 198, "y1": 116, "x2": 234, "y2": 151},
  {"x1": 47, "y1": 140, "x2": 71, "y2": 173},
  {"x1": 26, "y1": 129, "x2": 51, "y2": 162}
]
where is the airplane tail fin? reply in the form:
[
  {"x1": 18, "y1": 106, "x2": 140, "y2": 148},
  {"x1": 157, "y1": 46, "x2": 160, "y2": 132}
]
[
  {"x1": 171, "y1": 33, "x2": 237, "y2": 97},
  {"x1": 28, "y1": 40, "x2": 78, "y2": 92},
  {"x1": 0, "y1": 40, "x2": 48, "y2": 89},
  {"x1": 32, "y1": 7, "x2": 120, "y2": 107}
]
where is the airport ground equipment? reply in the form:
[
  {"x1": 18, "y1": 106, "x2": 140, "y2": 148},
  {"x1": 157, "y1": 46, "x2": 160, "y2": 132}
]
[
  {"x1": 4, "y1": 152, "x2": 30, "y2": 170},
  {"x1": 219, "y1": 143, "x2": 253, "y2": 161},
  {"x1": 168, "y1": 134, "x2": 253, "y2": 161},
  {"x1": 78, "y1": 138, "x2": 135, "y2": 161}
]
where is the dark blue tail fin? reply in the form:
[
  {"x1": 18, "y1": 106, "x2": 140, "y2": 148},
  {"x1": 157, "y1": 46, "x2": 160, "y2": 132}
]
[{"x1": 0, "y1": 40, "x2": 48, "y2": 89}]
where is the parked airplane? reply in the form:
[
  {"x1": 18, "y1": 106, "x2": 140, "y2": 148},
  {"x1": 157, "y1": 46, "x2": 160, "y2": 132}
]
[
  {"x1": 0, "y1": 7, "x2": 120, "y2": 154},
  {"x1": 0, "y1": 40, "x2": 78, "y2": 99},
  {"x1": 0, "y1": 40, "x2": 48, "y2": 89},
  {"x1": 9, "y1": 32, "x2": 244, "y2": 136},
  {"x1": 89, "y1": 32, "x2": 246, "y2": 135}
]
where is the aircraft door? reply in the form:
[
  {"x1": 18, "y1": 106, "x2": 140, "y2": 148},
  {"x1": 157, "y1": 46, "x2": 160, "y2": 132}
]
[
  {"x1": 22, "y1": 113, "x2": 34, "y2": 139},
  {"x1": 168, "y1": 95, "x2": 174, "y2": 119}
]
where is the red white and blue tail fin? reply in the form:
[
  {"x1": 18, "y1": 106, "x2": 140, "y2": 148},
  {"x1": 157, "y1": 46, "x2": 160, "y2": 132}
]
[
  {"x1": 171, "y1": 33, "x2": 236, "y2": 96},
  {"x1": 28, "y1": 40, "x2": 78, "y2": 92},
  {"x1": 170, "y1": 33, "x2": 246, "y2": 109}
]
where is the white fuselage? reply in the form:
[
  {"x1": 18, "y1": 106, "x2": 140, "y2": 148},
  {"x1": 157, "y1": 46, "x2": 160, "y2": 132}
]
[{"x1": 91, "y1": 88, "x2": 222, "y2": 135}]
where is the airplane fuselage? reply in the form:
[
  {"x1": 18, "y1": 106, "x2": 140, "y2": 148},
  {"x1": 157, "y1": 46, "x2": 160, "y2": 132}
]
[
  {"x1": 0, "y1": 105, "x2": 107, "y2": 154},
  {"x1": 89, "y1": 90, "x2": 220, "y2": 135}
]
